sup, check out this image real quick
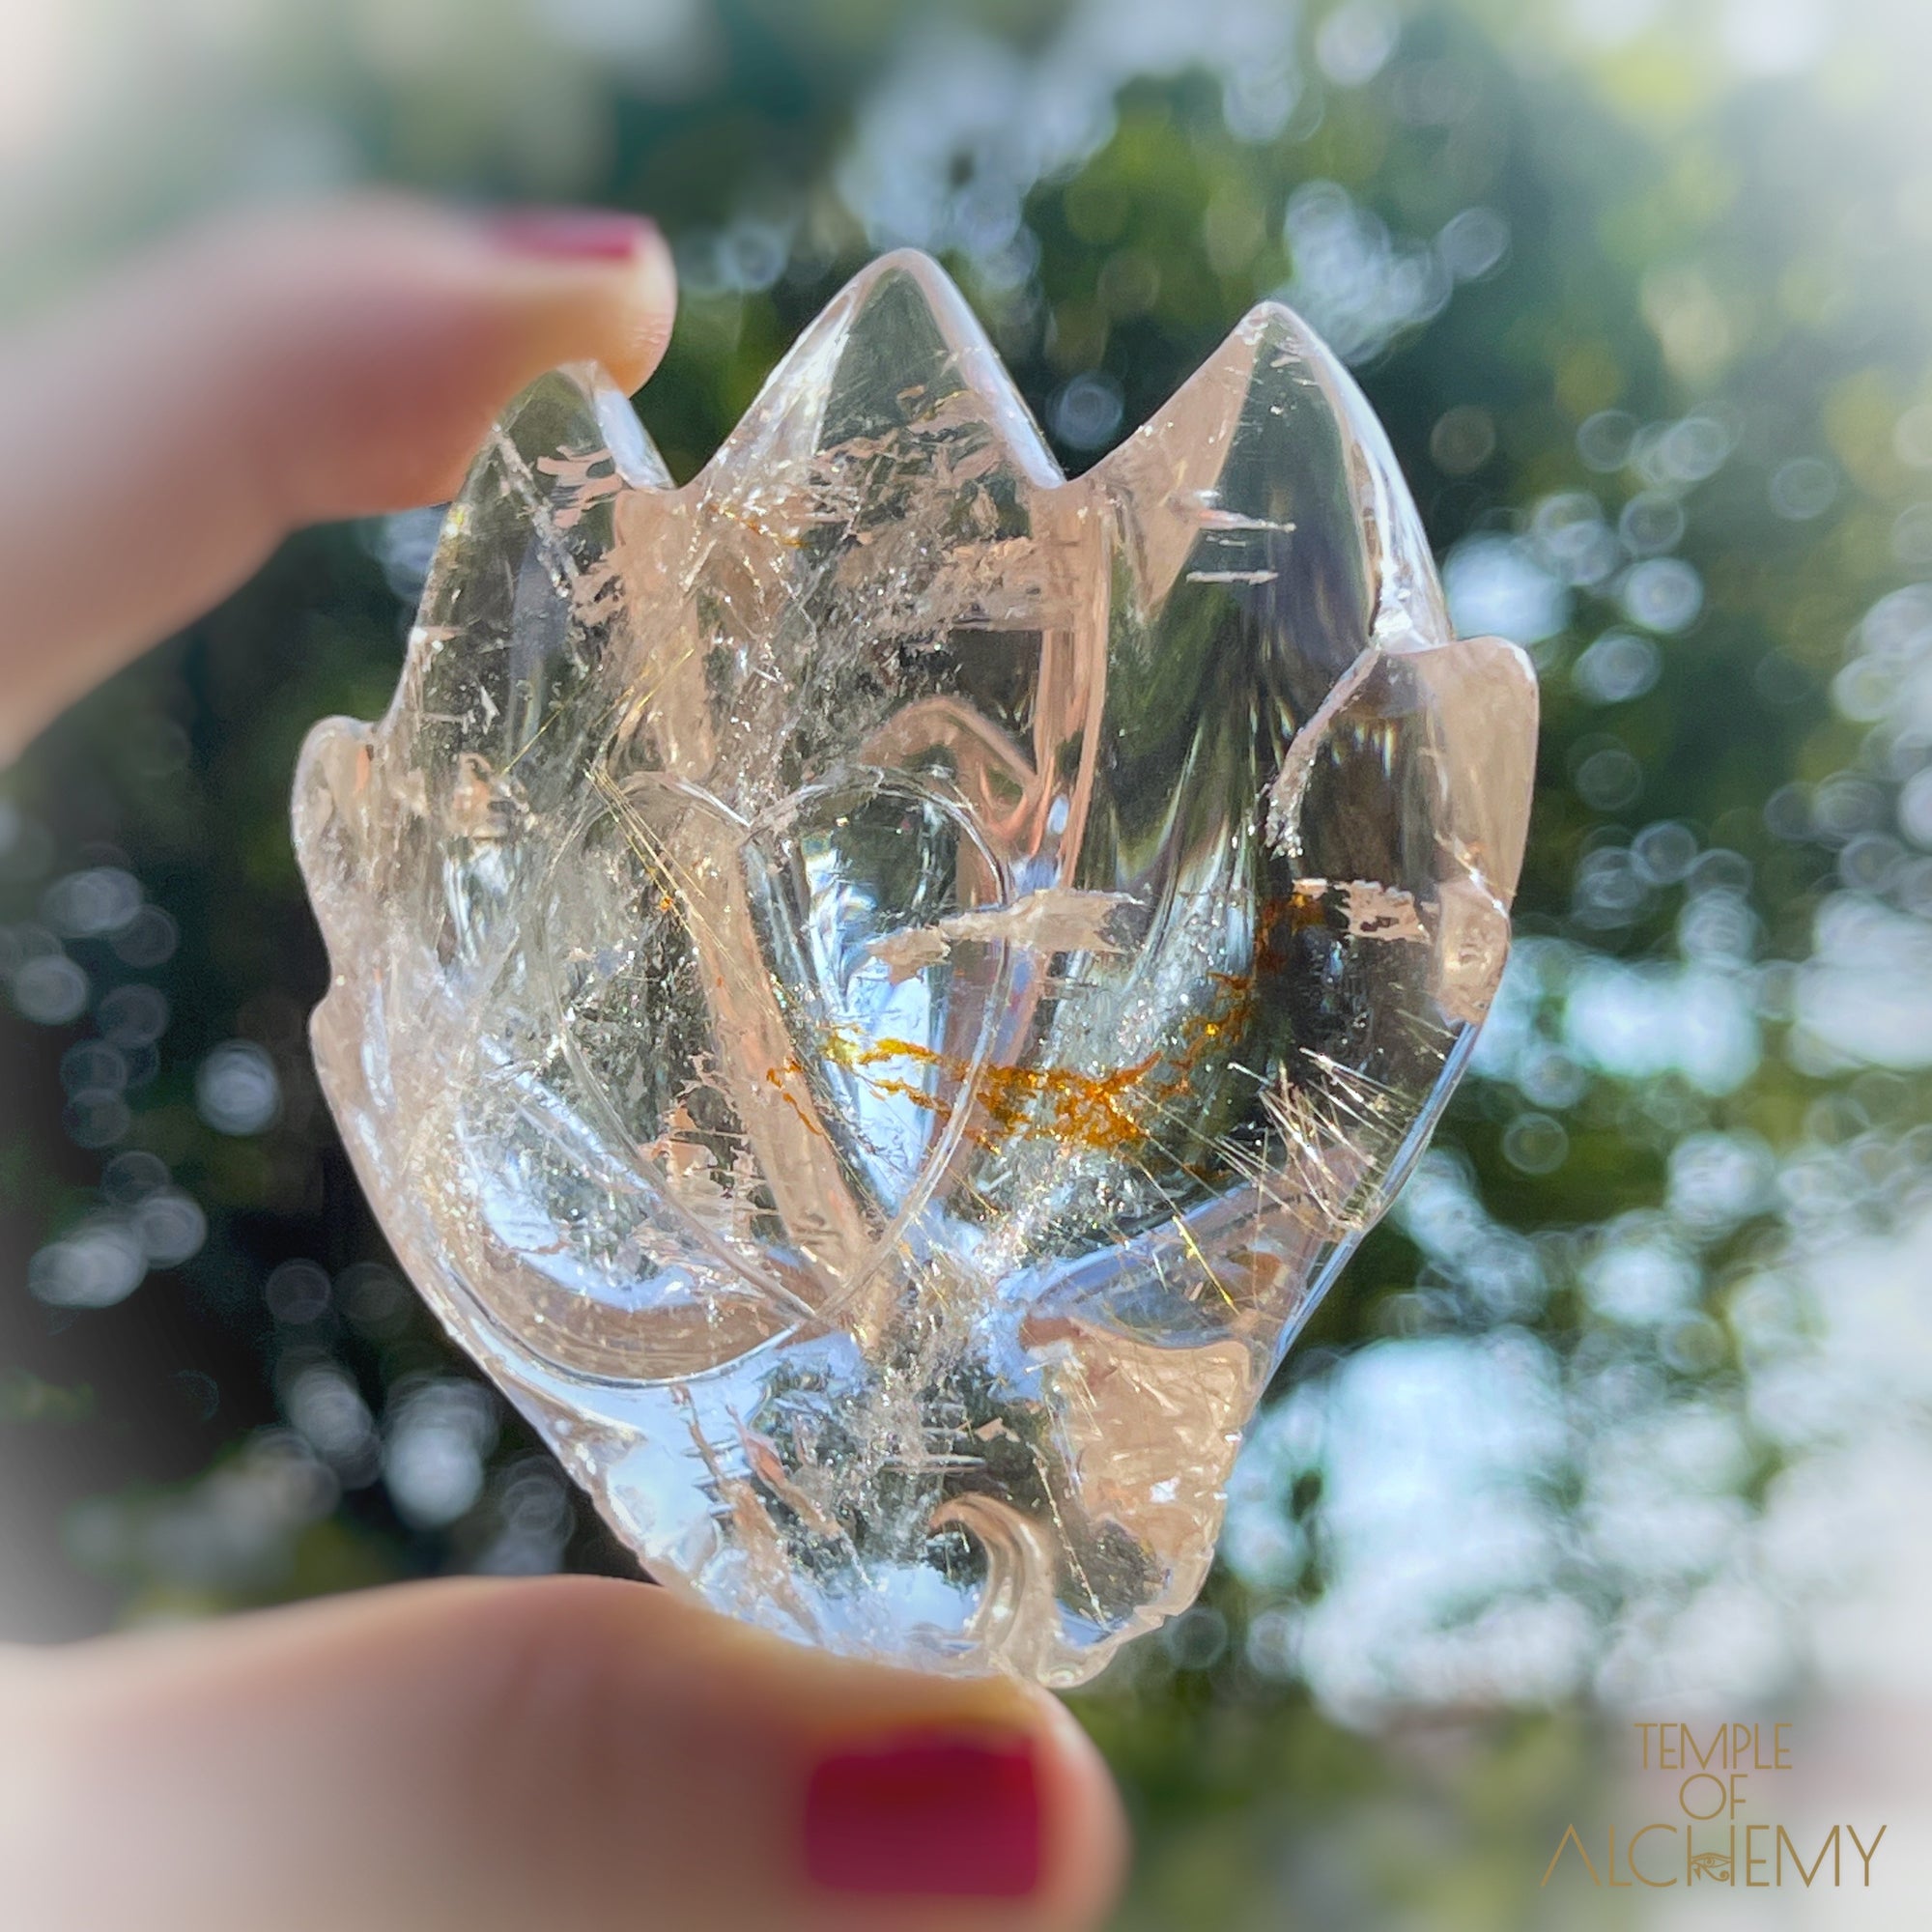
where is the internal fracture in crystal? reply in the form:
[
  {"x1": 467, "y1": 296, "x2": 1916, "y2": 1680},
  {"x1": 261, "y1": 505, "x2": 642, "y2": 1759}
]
[{"x1": 294, "y1": 250, "x2": 1536, "y2": 1686}]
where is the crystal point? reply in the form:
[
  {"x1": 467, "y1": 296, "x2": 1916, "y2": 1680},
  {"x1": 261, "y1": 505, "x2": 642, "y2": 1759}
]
[{"x1": 294, "y1": 251, "x2": 1535, "y2": 1686}]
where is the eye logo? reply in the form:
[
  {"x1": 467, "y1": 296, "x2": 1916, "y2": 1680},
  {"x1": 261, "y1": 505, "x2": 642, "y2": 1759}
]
[{"x1": 295, "y1": 251, "x2": 1534, "y2": 1684}]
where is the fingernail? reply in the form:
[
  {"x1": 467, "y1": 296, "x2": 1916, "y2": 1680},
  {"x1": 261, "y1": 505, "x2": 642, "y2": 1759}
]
[
  {"x1": 486, "y1": 206, "x2": 659, "y2": 263},
  {"x1": 804, "y1": 1727, "x2": 1042, "y2": 1897}
]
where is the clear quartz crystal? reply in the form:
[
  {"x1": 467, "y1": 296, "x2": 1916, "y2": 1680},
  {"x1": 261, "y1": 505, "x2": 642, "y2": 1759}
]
[{"x1": 294, "y1": 251, "x2": 1535, "y2": 1686}]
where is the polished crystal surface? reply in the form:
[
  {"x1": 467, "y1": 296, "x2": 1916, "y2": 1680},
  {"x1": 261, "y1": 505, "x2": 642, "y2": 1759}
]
[{"x1": 294, "y1": 251, "x2": 1535, "y2": 1686}]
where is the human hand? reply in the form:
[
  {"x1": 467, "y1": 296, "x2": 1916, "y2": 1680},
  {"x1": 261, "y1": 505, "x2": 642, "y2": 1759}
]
[{"x1": 0, "y1": 200, "x2": 1127, "y2": 1932}]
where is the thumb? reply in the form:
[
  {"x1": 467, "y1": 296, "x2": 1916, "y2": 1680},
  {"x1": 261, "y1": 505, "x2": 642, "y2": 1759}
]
[{"x1": 0, "y1": 1577, "x2": 1127, "y2": 1932}]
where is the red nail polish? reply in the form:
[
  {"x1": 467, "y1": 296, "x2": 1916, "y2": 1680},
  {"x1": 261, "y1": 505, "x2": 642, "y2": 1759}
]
[
  {"x1": 804, "y1": 1728, "x2": 1042, "y2": 1897},
  {"x1": 487, "y1": 207, "x2": 657, "y2": 262}
]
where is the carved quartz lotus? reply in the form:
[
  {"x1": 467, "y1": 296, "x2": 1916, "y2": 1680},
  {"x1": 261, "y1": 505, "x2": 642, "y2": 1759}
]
[{"x1": 294, "y1": 250, "x2": 1535, "y2": 1686}]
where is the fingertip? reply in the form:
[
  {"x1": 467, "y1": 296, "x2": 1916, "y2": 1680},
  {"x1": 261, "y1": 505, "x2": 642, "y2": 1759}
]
[
  {"x1": 640, "y1": 1596, "x2": 1127, "y2": 1928},
  {"x1": 1026, "y1": 1685, "x2": 1132, "y2": 1929},
  {"x1": 579, "y1": 215, "x2": 678, "y2": 392},
  {"x1": 474, "y1": 203, "x2": 678, "y2": 394},
  {"x1": 377, "y1": 206, "x2": 677, "y2": 502},
  {"x1": 249, "y1": 197, "x2": 679, "y2": 519},
  {"x1": 442, "y1": 1579, "x2": 1128, "y2": 1928}
]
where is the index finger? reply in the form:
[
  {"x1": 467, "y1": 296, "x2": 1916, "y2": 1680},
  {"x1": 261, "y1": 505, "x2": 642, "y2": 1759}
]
[{"x1": 0, "y1": 194, "x2": 677, "y2": 763}]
